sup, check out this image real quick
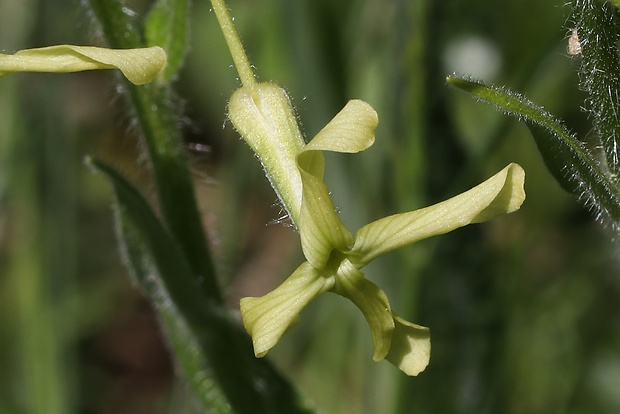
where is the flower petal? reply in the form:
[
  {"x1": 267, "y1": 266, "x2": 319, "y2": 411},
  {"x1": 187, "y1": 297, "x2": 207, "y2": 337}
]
[
  {"x1": 385, "y1": 315, "x2": 431, "y2": 376},
  {"x1": 294, "y1": 99, "x2": 378, "y2": 265},
  {"x1": 229, "y1": 83, "x2": 307, "y2": 223},
  {"x1": 239, "y1": 261, "x2": 333, "y2": 357},
  {"x1": 303, "y1": 99, "x2": 378, "y2": 155},
  {"x1": 332, "y1": 259, "x2": 394, "y2": 361},
  {"x1": 299, "y1": 167, "x2": 354, "y2": 268},
  {"x1": 0, "y1": 45, "x2": 166, "y2": 85},
  {"x1": 351, "y1": 163, "x2": 525, "y2": 266}
]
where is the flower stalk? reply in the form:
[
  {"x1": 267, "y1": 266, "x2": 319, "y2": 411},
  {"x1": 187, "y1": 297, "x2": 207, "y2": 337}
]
[{"x1": 211, "y1": 0, "x2": 256, "y2": 88}]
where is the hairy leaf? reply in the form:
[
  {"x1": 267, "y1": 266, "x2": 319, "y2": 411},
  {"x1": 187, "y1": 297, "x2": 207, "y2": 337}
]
[{"x1": 447, "y1": 75, "x2": 620, "y2": 229}]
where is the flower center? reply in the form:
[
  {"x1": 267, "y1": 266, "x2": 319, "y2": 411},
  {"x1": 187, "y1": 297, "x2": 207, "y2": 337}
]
[{"x1": 325, "y1": 249, "x2": 348, "y2": 275}]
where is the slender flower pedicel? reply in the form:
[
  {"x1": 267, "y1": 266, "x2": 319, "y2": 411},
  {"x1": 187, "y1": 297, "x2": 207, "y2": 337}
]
[
  {"x1": 0, "y1": 45, "x2": 166, "y2": 85},
  {"x1": 211, "y1": 0, "x2": 526, "y2": 375}
]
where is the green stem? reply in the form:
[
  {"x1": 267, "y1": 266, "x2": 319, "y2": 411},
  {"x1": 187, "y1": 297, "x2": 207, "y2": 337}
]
[
  {"x1": 210, "y1": 0, "x2": 257, "y2": 88},
  {"x1": 85, "y1": 0, "x2": 222, "y2": 304}
]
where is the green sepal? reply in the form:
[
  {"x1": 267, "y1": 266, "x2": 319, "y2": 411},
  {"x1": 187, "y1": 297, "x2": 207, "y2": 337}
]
[
  {"x1": 145, "y1": 0, "x2": 189, "y2": 80},
  {"x1": 447, "y1": 75, "x2": 620, "y2": 228}
]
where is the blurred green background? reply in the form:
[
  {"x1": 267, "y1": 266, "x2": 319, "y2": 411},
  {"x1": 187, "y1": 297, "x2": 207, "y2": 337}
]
[{"x1": 1, "y1": 0, "x2": 619, "y2": 413}]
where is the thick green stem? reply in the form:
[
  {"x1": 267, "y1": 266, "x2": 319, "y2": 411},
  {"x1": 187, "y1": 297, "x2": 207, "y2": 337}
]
[{"x1": 85, "y1": 0, "x2": 222, "y2": 304}]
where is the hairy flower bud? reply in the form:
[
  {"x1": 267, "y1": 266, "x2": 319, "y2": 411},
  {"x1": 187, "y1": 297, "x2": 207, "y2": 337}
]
[{"x1": 228, "y1": 83, "x2": 306, "y2": 223}]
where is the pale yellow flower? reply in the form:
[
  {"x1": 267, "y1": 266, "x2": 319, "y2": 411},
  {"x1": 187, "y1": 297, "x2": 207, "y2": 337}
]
[{"x1": 230, "y1": 82, "x2": 526, "y2": 376}]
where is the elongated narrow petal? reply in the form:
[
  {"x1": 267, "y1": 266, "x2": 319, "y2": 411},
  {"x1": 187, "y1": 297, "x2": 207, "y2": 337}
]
[
  {"x1": 0, "y1": 45, "x2": 166, "y2": 85},
  {"x1": 295, "y1": 99, "x2": 377, "y2": 267},
  {"x1": 448, "y1": 74, "x2": 620, "y2": 229},
  {"x1": 332, "y1": 259, "x2": 394, "y2": 361},
  {"x1": 385, "y1": 315, "x2": 430, "y2": 376},
  {"x1": 240, "y1": 261, "x2": 333, "y2": 357},
  {"x1": 351, "y1": 163, "x2": 525, "y2": 266},
  {"x1": 229, "y1": 83, "x2": 307, "y2": 223},
  {"x1": 299, "y1": 167, "x2": 354, "y2": 269}
]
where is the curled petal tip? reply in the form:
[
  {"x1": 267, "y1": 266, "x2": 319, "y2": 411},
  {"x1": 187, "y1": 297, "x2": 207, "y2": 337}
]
[
  {"x1": 472, "y1": 162, "x2": 526, "y2": 223},
  {"x1": 239, "y1": 296, "x2": 272, "y2": 357},
  {"x1": 303, "y1": 99, "x2": 378, "y2": 154},
  {"x1": 351, "y1": 163, "x2": 526, "y2": 266},
  {"x1": 239, "y1": 262, "x2": 332, "y2": 358},
  {"x1": 385, "y1": 315, "x2": 431, "y2": 376}
]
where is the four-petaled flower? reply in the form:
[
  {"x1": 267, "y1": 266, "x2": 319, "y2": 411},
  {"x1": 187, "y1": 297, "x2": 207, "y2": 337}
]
[{"x1": 229, "y1": 82, "x2": 526, "y2": 375}]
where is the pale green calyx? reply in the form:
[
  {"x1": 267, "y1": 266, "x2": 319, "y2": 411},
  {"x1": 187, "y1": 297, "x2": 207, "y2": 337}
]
[
  {"x1": 235, "y1": 89, "x2": 526, "y2": 376},
  {"x1": 228, "y1": 84, "x2": 306, "y2": 222},
  {"x1": 0, "y1": 45, "x2": 167, "y2": 85}
]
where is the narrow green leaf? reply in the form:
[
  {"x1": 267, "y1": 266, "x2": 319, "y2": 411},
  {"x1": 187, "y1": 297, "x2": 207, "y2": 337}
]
[
  {"x1": 86, "y1": 157, "x2": 232, "y2": 413},
  {"x1": 573, "y1": 0, "x2": 620, "y2": 175},
  {"x1": 447, "y1": 75, "x2": 620, "y2": 229},
  {"x1": 145, "y1": 0, "x2": 189, "y2": 80},
  {"x1": 88, "y1": 158, "x2": 314, "y2": 414}
]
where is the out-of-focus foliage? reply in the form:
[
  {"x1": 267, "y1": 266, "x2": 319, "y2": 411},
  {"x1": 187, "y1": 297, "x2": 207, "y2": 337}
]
[{"x1": 0, "y1": 0, "x2": 619, "y2": 414}]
